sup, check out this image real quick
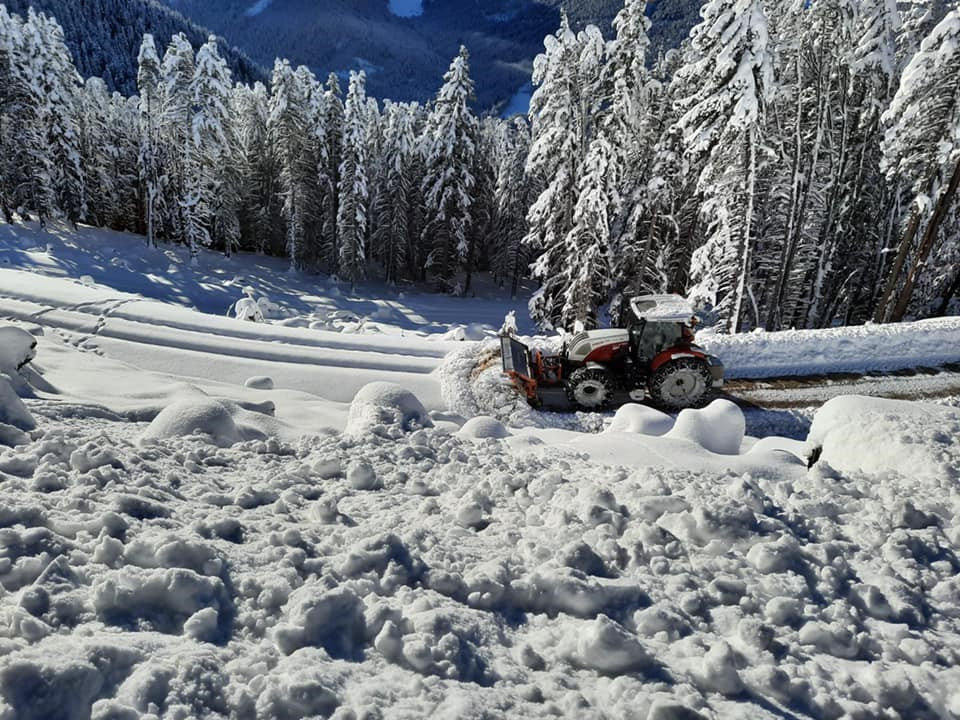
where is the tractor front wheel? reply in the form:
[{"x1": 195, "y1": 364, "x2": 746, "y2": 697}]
[
  {"x1": 566, "y1": 367, "x2": 615, "y2": 410},
  {"x1": 649, "y1": 358, "x2": 712, "y2": 410}
]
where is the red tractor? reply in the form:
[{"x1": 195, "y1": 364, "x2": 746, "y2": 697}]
[{"x1": 501, "y1": 295, "x2": 724, "y2": 411}]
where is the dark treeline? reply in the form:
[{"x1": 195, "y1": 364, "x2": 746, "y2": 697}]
[{"x1": 0, "y1": 0, "x2": 958, "y2": 333}]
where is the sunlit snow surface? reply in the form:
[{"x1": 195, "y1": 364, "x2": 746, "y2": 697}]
[
  {"x1": 2, "y1": 219, "x2": 960, "y2": 718},
  {"x1": 388, "y1": 0, "x2": 423, "y2": 18}
]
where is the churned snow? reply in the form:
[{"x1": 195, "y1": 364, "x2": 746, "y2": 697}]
[{"x1": 2, "y1": 219, "x2": 960, "y2": 718}]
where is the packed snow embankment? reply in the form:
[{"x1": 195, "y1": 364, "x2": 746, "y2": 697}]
[{"x1": 701, "y1": 316, "x2": 960, "y2": 379}]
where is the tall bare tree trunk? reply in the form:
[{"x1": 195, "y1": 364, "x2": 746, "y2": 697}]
[{"x1": 890, "y1": 156, "x2": 960, "y2": 321}]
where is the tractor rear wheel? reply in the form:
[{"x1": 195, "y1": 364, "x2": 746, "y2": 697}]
[
  {"x1": 566, "y1": 367, "x2": 615, "y2": 410},
  {"x1": 649, "y1": 358, "x2": 712, "y2": 410}
]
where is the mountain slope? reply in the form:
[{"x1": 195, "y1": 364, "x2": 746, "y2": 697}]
[
  {"x1": 159, "y1": 0, "x2": 703, "y2": 110},
  {"x1": 2, "y1": 0, "x2": 265, "y2": 93}
]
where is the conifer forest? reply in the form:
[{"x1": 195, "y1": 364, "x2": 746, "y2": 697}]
[{"x1": 1, "y1": 0, "x2": 958, "y2": 333}]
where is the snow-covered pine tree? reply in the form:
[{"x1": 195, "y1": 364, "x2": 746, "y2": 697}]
[
  {"x1": 187, "y1": 37, "x2": 239, "y2": 259},
  {"x1": 268, "y1": 59, "x2": 313, "y2": 271},
  {"x1": 337, "y1": 70, "x2": 370, "y2": 285},
  {"x1": 595, "y1": 0, "x2": 659, "y2": 321},
  {"x1": 524, "y1": 15, "x2": 590, "y2": 329},
  {"x1": 0, "y1": 6, "x2": 31, "y2": 222},
  {"x1": 159, "y1": 33, "x2": 195, "y2": 245},
  {"x1": 320, "y1": 73, "x2": 344, "y2": 270},
  {"x1": 877, "y1": 8, "x2": 960, "y2": 321},
  {"x1": 9, "y1": 10, "x2": 60, "y2": 225},
  {"x1": 78, "y1": 77, "x2": 117, "y2": 227},
  {"x1": 562, "y1": 133, "x2": 619, "y2": 328},
  {"x1": 137, "y1": 34, "x2": 163, "y2": 247},
  {"x1": 235, "y1": 82, "x2": 284, "y2": 255},
  {"x1": 35, "y1": 10, "x2": 86, "y2": 226},
  {"x1": 372, "y1": 101, "x2": 418, "y2": 284},
  {"x1": 466, "y1": 117, "x2": 501, "y2": 293},
  {"x1": 492, "y1": 117, "x2": 531, "y2": 298},
  {"x1": 814, "y1": 0, "x2": 902, "y2": 326},
  {"x1": 675, "y1": 0, "x2": 774, "y2": 333},
  {"x1": 420, "y1": 47, "x2": 479, "y2": 292}
]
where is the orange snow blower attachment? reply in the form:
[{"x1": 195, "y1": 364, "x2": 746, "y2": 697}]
[{"x1": 500, "y1": 335, "x2": 539, "y2": 401}]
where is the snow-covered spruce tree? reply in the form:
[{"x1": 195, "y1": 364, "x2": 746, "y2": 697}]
[
  {"x1": 877, "y1": 8, "x2": 960, "y2": 321},
  {"x1": 320, "y1": 73, "x2": 344, "y2": 270},
  {"x1": 420, "y1": 47, "x2": 479, "y2": 292},
  {"x1": 293, "y1": 64, "x2": 327, "y2": 270},
  {"x1": 756, "y1": 0, "x2": 857, "y2": 330},
  {"x1": 187, "y1": 37, "x2": 240, "y2": 259},
  {"x1": 337, "y1": 70, "x2": 370, "y2": 286},
  {"x1": 597, "y1": 0, "x2": 660, "y2": 321},
  {"x1": 268, "y1": 59, "x2": 313, "y2": 271},
  {"x1": 644, "y1": 50, "x2": 709, "y2": 301},
  {"x1": 235, "y1": 82, "x2": 284, "y2": 255},
  {"x1": 675, "y1": 0, "x2": 774, "y2": 333},
  {"x1": 562, "y1": 133, "x2": 620, "y2": 328},
  {"x1": 524, "y1": 15, "x2": 591, "y2": 329},
  {"x1": 816, "y1": 0, "x2": 903, "y2": 327},
  {"x1": 137, "y1": 34, "x2": 164, "y2": 247},
  {"x1": 459, "y1": 116, "x2": 499, "y2": 295},
  {"x1": 159, "y1": 33, "x2": 195, "y2": 245},
  {"x1": 372, "y1": 101, "x2": 418, "y2": 284},
  {"x1": 78, "y1": 77, "x2": 117, "y2": 228},
  {"x1": 0, "y1": 6, "x2": 34, "y2": 222},
  {"x1": 492, "y1": 117, "x2": 532, "y2": 298},
  {"x1": 34, "y1": 10, "x2": 87, "y2": 226}
]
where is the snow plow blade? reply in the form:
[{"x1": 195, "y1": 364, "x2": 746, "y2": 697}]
[{"x1": 500, "y1": 335, "x2": 539, "y2": 402}]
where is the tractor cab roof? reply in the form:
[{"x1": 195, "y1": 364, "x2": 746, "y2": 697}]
[{"x1": 629, "y1": 294, "x2": 696, "y2": 324}]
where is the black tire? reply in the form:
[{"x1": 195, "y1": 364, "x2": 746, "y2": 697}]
[
  {"x1": 649, "y1": 358, "x2": 712, "y2": 410},
  {"x1": 566, "y1": 367, "x2": 615, "y2": 410}
]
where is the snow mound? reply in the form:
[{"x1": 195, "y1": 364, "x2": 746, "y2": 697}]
[
  {"x1": 140, "y1": 397, "x2": 282, "y2": 447},
  {"x1": 0, "y1": 324, "x2": 37, "y2": 372},
  {"x1": 441, "y1": 323, "x2": 492, "y2": 342},
  {"x1": 808, "y1": 395, "x2": 960, "y2": 480},
  {"x1": 665, "y1": 399, "x2": 745, "y2": 455},
  {"x1": 244, "y1": 376, "x2": 274, "y2": 390},
  {"x1": 606, "y1": 404, "x2": 673, "y2": 436},
  {"x1": 0, "y1": 374, "x2": 35, "y2": 433},
  {"x1": 344, "y1": 382, "x2": 432, "y2": 437},
  {"x1": 458, "y1": 416, "x2": 510, "y2": 440}
]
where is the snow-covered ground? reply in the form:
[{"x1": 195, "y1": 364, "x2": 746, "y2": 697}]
[{"x1": 2, "y1": 220, "x2": 960, "y2": 719}]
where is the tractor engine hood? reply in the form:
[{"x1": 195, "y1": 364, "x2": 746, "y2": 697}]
[{"x1": 566, "y1": 329, "x2": 630, "y2": 364}]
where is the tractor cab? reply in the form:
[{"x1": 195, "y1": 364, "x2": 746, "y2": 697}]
[{"x1": 626, "y1": 295, "x2": 697, "y2": 362}]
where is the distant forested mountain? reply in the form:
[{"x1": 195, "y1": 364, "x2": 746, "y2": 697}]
[
  {"x1": 2, "y1": 0, "x2": 265, "y2": 93},
  {"x1": 158, "y1": 0, "x2": 703, "y2": 110}
]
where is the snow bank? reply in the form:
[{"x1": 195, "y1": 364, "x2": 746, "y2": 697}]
[
  {"x1": 665, "y1": 399, "x2": 745, "y2": 455},
  {"x1": 344, "y1": 382, "x2": 432, "y2": 437},
  {"x1": 808, "y1": 395, "x2": 960, "y2": 480},
  {"x1": 701, "y1": 316, "x2": 960, "y2": 378}
]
